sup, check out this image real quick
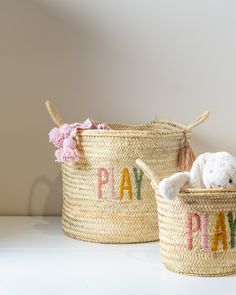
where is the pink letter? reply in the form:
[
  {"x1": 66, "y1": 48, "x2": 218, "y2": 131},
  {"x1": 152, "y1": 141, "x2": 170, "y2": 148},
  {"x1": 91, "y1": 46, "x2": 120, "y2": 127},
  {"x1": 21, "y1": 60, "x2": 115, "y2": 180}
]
[
  {"x1": 187, "y1": 213, "x2": 201, "y2": 250},
  {"x1": 109, "y1": 168, "x2": 116, "y2": 199},
  {"x1": 98, "y1": 168, "x2": 109, "y2": 198},
  {"x1": 200, "y1": 213, "x2": 210, "y2": 252}
]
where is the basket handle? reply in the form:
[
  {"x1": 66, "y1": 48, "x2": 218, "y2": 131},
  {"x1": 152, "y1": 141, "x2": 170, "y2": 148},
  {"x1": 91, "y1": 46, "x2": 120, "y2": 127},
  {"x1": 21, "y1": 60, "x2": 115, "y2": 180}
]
[
  {"x1": 136, "y1": 159, "x2": 159, "y2": 189},
  {"x1": 45, "y1": 100, "x2": 64, "y2": 127},
  {"x1": 177, "y1": 111, "x2": 209, "y2": 171},
  {"x1": 185, "y1": 111, "x2": 209, "y2": 131}
]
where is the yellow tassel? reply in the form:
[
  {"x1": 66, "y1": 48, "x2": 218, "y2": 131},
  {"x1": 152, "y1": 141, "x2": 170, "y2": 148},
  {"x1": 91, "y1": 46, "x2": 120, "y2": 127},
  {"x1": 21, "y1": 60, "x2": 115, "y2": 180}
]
[{"x1": 178, "y1": 132, "x2": 196, "y2": 171}]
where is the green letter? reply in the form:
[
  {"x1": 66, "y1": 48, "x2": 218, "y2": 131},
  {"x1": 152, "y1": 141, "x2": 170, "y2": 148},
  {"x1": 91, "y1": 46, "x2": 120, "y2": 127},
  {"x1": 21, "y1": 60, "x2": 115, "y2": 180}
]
[
  {"x1": 227, "y1": 211, "x2": 236, "y2": 248},
  {"x1": 132, "y1": 167, "x2": 144, "y2": 200}
]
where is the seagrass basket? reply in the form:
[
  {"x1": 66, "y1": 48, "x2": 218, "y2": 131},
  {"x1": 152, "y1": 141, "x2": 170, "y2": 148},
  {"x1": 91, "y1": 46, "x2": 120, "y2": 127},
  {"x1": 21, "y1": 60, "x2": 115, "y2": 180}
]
[
  {"x1": 46, "y1": 101, "x2": 208, "y2": 244},
  {"x1": 136, "y1": 160, "x2": 236, "y2": 276}
]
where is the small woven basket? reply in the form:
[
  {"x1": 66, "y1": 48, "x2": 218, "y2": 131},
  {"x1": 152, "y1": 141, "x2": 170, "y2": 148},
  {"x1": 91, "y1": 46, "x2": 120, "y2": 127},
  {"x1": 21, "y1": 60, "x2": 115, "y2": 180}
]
[
  {"x1": 46, "y1": 101, "x2": 208, "y2": 244},
  {"x1": 136, "y1": 160, "x2": 236, "y2": 276}
]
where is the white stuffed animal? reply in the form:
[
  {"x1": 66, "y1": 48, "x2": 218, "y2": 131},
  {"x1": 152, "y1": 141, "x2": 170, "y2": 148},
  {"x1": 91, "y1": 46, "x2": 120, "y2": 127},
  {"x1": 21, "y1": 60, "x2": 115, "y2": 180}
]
[{"x1": 159, "y1": 152, "x2": 236, "y2": 200}]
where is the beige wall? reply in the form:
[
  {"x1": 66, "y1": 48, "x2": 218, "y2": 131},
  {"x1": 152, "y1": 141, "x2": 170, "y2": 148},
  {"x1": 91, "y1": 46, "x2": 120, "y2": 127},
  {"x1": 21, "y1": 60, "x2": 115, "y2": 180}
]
[{"x1": 1, "y1": 0, "x2": 236, "y2": 215}]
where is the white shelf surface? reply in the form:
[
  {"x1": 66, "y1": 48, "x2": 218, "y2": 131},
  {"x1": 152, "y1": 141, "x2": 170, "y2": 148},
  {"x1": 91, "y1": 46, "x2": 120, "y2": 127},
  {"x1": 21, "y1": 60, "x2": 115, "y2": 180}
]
[{"x1": 0, "y1": 217, "x2": 235, "y2": 295}]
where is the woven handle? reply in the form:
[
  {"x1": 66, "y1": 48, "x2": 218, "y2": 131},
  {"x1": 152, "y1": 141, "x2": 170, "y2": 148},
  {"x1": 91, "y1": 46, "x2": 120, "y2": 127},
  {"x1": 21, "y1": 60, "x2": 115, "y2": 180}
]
[
  {"x1": 45, "y1": 100, "x2": 64, "y2": 127},
  {"x1": 136, "y1": 159, "x2": 159, "y2": 189},
  {"x1": 185, "y1": 111, "x2": 209, "y2": 131},
  {"x1": 177, "y1": 111, "x2": 209, "y2": 171}
]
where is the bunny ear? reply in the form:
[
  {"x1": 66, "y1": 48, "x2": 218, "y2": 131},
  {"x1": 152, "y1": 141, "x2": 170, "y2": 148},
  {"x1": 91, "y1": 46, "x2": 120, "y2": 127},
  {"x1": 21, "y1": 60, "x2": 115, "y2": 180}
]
[{"x1": 190, "y1": 153, "x2": 211, "y2": 188}]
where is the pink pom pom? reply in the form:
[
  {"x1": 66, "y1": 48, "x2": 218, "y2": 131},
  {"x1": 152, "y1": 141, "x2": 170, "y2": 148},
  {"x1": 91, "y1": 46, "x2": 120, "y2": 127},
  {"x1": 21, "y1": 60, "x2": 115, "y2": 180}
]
[
  {"x1": 55, "y1": 147, "x2": 80, "y2": 163},
  {"x1": 97, "y1": 123, "x2": 110, "y2": 130},
  {"x1": 49, "y1": 127, "x2": 64, "y2": 148},
  {"x1": 63, "y1": 137, "x2": 77, "y2": 149},
  {"x1": 50, "y1": 119, "x2": 111, "y2": 164},
  {"x1": 55, "y1": 148, "x2": 63, "y2": 162},
  {"x1": 70, "y1": 127, "x2": 79, "y2": 138},
  {"x1": 59, "y1": 124, "x2": 71, "y2": 138}
]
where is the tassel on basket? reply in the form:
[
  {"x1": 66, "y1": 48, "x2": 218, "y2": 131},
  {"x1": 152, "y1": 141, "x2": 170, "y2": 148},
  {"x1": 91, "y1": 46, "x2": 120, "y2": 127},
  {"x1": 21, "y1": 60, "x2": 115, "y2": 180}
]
[{"x1": 178, "y1": 132, "x2": 196, "y2": 171}]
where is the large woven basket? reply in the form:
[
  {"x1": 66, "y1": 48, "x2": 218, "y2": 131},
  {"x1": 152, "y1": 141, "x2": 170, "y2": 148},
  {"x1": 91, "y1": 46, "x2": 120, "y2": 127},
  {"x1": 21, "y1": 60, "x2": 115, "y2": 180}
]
[
  {"x1": 46, "y1": 101, "x2": 208, "y2": 244},
  {"x1": 136, "y1": 160, "x2": 236, "y2": 276}
]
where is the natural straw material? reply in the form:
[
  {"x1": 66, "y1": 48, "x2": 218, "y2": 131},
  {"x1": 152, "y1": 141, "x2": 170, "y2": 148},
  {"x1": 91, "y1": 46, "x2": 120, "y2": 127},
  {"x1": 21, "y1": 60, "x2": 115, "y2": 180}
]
[
  {"x1": 46, "y1": 101, "x2": 208, "y2": 244},
  {"x1": 136, "y1": 160, "x2": 236, "y2": 276},
  {"x1": 177, "y1": 112, "x2": 209, "y2": 171}
]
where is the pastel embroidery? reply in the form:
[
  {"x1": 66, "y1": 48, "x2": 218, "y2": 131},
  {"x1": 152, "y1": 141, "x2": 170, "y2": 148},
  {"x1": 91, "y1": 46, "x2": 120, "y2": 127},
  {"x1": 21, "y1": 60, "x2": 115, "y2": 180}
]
[
  {"x1": 200, "y1": 213, "x2": 210, "y2": 252},
  {"x1": 132, "y1": 167, "x2": 144, "y2": 200},
  {"x1": 227, "y1": 211, "x2": 236, "y2": 248},
  {"x1": 211, "y1": 212, "x2": 228, "y2": 252},
  {"x1": 109, "y1": 168, "x2": 116, "y2": 199},
  {"x1": 97, "y1": 168, "x2": 109, "y2": 199},
  {"x1": 97, "y1": 167, "x2": 144, "y2": 200},
  {"x1": 187, "y1": 212, "x2": 201, "y2": 250},
  {"x1": 119, "y1": 168, "x2": 133, "y2": 200}
]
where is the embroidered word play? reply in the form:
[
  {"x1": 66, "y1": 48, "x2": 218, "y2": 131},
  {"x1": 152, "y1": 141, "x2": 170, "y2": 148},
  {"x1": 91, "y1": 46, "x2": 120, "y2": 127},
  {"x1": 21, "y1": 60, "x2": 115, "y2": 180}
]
[
  {"x1": 187, "y1": 211, "x2": 236, "y2": 252},
  {"x1": 97, "y1": 167, "x2": 144, "y2": 200}
]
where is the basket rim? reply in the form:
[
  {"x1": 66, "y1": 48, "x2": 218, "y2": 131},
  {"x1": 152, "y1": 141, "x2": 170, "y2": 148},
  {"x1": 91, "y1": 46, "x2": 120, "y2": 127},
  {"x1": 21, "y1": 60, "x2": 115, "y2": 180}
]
[
  {"x1": 174, "y1": 187, "x2": 236, "y2": 197},
  {"x1": 75, "y1": 119, "x2": 189, "y2": 137},
  {"x1": 155, "y1": 188, "x2": 236, "y2": 201},
  {"x1": 180, "y1": 187, "x2": 236, "y2": 193}
]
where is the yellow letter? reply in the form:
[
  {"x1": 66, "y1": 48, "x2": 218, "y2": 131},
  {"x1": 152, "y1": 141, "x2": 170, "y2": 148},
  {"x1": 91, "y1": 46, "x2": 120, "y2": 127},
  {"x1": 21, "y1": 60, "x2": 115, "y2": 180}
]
[
  {"x1": 211, "y1": 212, "x2": 228, "y2": 252},
  {"x1": 119, "y1": 168, "x2": 133, "y2": 200}
]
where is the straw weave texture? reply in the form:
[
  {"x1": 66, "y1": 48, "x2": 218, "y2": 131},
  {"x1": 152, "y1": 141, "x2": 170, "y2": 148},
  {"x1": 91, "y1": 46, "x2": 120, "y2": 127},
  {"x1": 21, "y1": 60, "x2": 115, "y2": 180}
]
[
  {"x1": 156, "y1": 189, "x2": 236, "y2": 276},
  {"x1": 62, "y1": 121, "x2": 187, "y2": 243},
  {"x1": 46, "y1": 101, "x2": 208, "y2": 244}
]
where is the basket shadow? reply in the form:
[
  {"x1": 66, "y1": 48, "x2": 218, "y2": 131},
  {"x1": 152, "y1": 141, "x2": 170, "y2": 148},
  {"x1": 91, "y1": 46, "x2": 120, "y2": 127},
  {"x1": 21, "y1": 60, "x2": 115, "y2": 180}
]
[
  {"x1": 28, "y1": 173, "x2": 63, "y2": 216},
  {"x1": 32, "y1": 216, "x2": 62, "y2": 236}
]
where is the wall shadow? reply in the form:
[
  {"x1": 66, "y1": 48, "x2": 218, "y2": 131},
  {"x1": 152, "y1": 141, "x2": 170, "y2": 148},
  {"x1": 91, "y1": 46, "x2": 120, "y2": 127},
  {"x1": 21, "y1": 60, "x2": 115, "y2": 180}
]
[{"x1": 28, "y1": 173, "x2": 63, "y2": 216}]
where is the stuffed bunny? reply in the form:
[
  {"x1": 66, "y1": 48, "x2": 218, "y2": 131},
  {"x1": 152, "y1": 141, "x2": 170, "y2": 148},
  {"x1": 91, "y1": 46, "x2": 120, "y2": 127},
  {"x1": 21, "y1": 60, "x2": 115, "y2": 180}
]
[{"x1": 159, "y1": 152, "x2": 236, "y2": 200}]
